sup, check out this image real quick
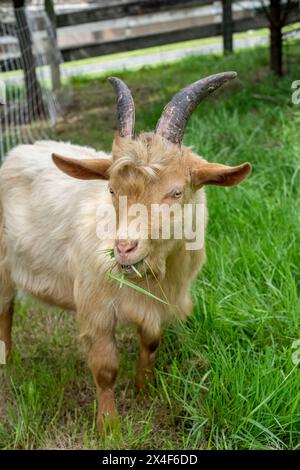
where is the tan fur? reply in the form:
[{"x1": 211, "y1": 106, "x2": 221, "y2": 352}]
[{"x1": 0, "y1": 133, "x2": 250, "y2": 431}]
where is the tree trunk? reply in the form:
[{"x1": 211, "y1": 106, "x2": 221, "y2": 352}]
[
  {"x1": 45, "y1": 0, "x2": 61, "y2": 91},
  {"x1": 269, "y1": 0, "x2": 283, "y2": 76},
  {"x1": 13, "y1": 0, "x2": 46, "y2": 120},
  {"x1": 222, "y1": 0, "x2": 233, "y2": 55}
]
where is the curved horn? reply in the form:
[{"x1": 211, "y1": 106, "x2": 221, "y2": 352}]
[
  {"x1": 108, "y1": 77, "x2": 135, "y2": 139},
  {"x1": 155, "y1": 71, "x2": 237, "y2": 145}
]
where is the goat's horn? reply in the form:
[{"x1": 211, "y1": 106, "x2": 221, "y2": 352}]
[
  {"x1": 108, "y1": 77, "x2": 135, "y2": 139},
  {"x1": 155, "y1": 72, "x2": 237, "y2": 145}
]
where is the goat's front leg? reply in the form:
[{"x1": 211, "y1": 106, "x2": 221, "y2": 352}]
[
  {"x1": 87, "y1": 333, "x2": 119, "y2": 433},
  {"x1": 136, "y1": 328, "x2": 160, "y2": 392},
  {"x1": 0, "y1": 298, "x2": 14, "y2": 360}
]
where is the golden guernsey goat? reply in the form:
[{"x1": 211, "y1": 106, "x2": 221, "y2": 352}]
[{"x1": 0, "y1": 73, "x2": 251, "y2": 432}]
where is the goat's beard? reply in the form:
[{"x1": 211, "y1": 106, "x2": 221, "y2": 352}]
[
  {"x1": 148, "y1": 238, "x2": 182, "y2": 281},
  {"x1": 140, "y1": 256, "x2": 166, "y2": 281}
]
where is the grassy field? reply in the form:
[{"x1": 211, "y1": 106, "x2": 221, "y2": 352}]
[{"x1": 0, "y1": 45, "x2": 300, "y2": 450}]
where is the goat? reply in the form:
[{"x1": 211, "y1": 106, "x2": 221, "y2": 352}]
[{"x1": 0, "y1": 73, "x2": 251, "y2": 431}]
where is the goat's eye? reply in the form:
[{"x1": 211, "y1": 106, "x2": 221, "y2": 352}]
[
  {"x1": 109, "y1": 186, "x2": 114, "y2": 195},
  {"x1": 171, "y1": 189, "x2": 183, "y2": 199}
]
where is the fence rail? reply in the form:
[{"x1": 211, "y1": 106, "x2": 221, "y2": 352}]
[
  {"x1": 60, "y1": 14, "x2": 271, "y2": 62},
  {"x1": 56, "y1": 0, "x2": 214, "y2": 27}
]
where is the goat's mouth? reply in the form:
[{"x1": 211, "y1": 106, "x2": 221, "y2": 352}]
[{"x1": 119, "y1": 259, "x2": 145, "y2": 276}]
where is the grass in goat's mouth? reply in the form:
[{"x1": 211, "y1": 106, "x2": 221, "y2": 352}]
[
  {"x1": 97, "y1": 248, "x2": 169, "y2": 305},
  {"x1": 120, "y1": 262, "x2": 143, "y2": 277}
]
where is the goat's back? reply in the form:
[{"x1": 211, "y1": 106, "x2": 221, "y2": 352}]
[{"x1": 0, "y1": 141, "x2": 111, "y2": 305}]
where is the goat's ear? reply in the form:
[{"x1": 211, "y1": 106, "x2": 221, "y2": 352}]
[
  {"x1": 52, "y1": 154, "x2": 111, "y2": 180},
  {"x1": 191, "y1": 162, "x2": 251, "y2": 188}
]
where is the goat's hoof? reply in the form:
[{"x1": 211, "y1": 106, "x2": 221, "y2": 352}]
[
  {"x1": 135, "y1": 370, "x2": 155, "y2": 396},
  {"x1": 97, "y1": 413, "x2": 119, "y2": 435}
]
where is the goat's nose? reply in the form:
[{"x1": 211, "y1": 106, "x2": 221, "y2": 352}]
[{"x1": 115, "y1": 239, "x2": 138, "y2": 256}]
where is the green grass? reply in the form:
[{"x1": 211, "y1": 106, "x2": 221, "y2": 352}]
[{"x1": 0, "y1": 44, "x2": 300, "y2": 449}]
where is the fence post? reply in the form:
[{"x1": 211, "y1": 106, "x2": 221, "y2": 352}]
[
  {"x1": 222, "y1": 0, "x2": 233, "y2": 54},
  {"x1": 45, "y1": 0, "x2": 61, "y2": 91}
]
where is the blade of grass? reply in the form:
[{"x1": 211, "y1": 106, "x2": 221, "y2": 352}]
[
  {"x1": 131, "y1": 264, "x2": 143, "y2": 278},
  {"x1": 97, "y1": 248, "x2": 115, "y2": 258},
  {"x1": 107, "y1": 272, "x2": 169, "y2": 305},
  {"x1": 144, "y1": 259, "x2": 170, "y2": 304}
]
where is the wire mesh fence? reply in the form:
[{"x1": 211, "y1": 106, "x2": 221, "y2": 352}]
[{"x1": 0, "y1": 2, "x2": 72, "y2": 161}]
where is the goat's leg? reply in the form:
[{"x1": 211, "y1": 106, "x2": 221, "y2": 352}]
[
  {"x1": 136, "y1": 328, "x2": 160, "y2": 392},
  {"x1": 0, "y1": 211, "x2": 15, "y2": 360},
  {"x1": 0, "y1": 294, "x2": 15, "y2": 360},
  {"x1": 0, "y1": 213, "x2": 15, "y2": 358},
  {"x1": 88, "y1": 334, "x2": 119, "y2": 433}
]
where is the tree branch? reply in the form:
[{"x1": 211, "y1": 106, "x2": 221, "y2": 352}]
[
  {"x1": 259, "y1": 0, "x2": 273, "y2": 24},
  {"x1": 280, "y1": 0, "x2": 290, "y2": 26}
]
